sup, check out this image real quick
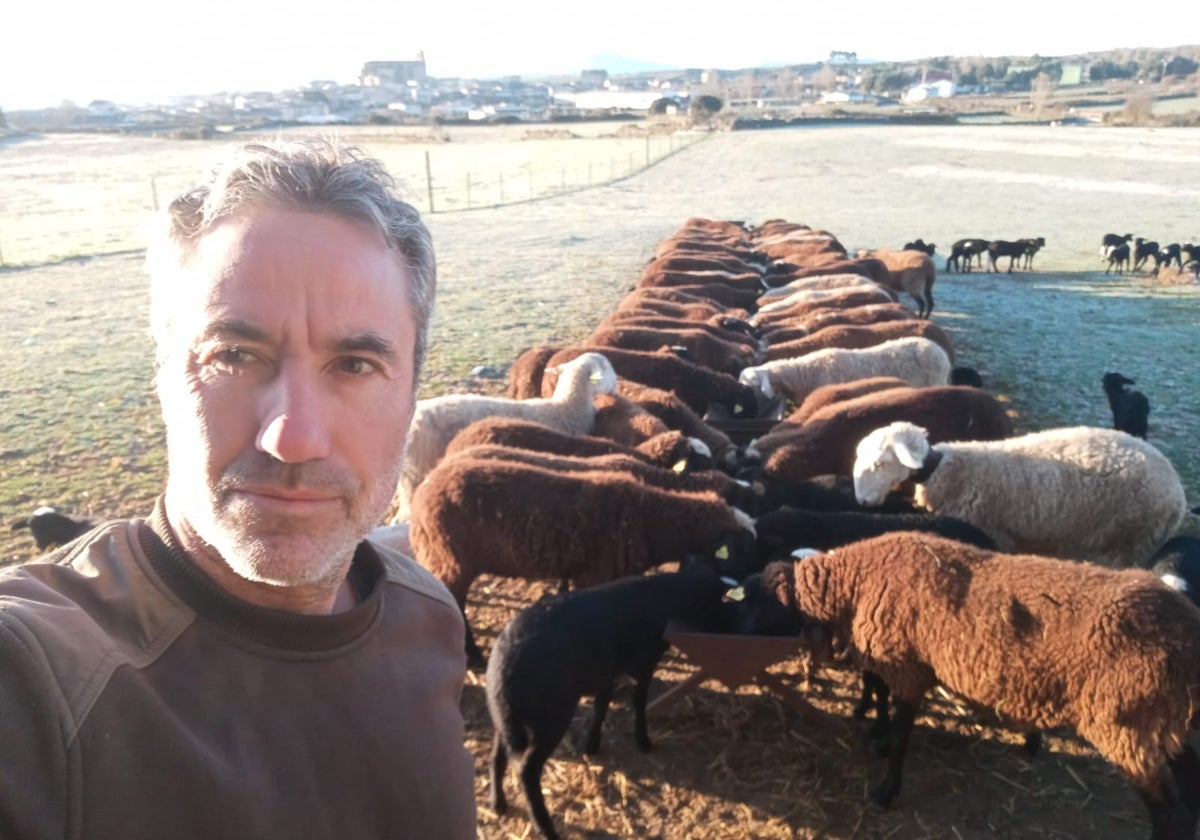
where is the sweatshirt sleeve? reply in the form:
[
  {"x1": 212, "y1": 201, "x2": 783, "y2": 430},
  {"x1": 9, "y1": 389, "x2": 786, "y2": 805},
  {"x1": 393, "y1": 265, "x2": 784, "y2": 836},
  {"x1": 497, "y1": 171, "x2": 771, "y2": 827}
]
[{"x1": 0, "y1": 617, "x2": 72, "y2": 840}]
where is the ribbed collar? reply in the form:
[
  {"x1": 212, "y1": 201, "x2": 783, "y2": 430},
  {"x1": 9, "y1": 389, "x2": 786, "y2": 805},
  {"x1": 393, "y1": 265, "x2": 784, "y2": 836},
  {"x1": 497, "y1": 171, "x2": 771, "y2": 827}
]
[{"x1": 139, "y1": 496, "x2": 384, "y2": 652}]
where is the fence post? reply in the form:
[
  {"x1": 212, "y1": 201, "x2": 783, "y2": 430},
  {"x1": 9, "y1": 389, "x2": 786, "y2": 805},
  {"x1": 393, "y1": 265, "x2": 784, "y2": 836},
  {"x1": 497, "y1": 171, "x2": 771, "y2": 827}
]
[
  {"x1": 150, "y1": 176, "x2": 159, "y2": 212},
  {"x1": 645, "y1": 134, "x2": 650, "y2": 167},
  {"x1": 466, "y1": 173, "x2": 472, "y2": 208},
  {"x1": 424, "y1": 151, "x2": 435, "y2": 213}
]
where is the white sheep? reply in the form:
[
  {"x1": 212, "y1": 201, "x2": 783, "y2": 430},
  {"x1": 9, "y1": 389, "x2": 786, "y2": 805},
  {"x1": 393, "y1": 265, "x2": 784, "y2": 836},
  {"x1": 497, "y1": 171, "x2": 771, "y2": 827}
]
[
  {"x1": 394, "y1": 351, "x2": 618, "y2": 520},
  {"x1": 852, "y1": 421, "x2": 1194, "y2": 567},
  {"x1": 738, "y1": 337, "x2": 951, "y2": 403},
  {"x1": 756, "y1": 273, "x2": 881, "y2": 304},
  {"x1": 754, "y1": 282, "x2": 894, "y2": 316}
]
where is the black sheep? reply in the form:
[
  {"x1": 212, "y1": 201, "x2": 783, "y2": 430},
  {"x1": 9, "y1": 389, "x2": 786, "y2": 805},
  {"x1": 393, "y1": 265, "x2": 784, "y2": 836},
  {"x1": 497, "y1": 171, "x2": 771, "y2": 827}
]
[
  {"x1": 11, "y1": 507, "x2": 94, "y2": 551},
  {"x1": 1149, "y1": 536, "x2": 1200, "y2": 609},
  {"x1": 750, "y1": 505, "x2": 998, "y2": 574},
  {"x1": 487, "y1": 567, "x2": 735, "y2": 840},
  {"x1": 1102, "y1": 372, "x2": 1150, "y2": 439}
]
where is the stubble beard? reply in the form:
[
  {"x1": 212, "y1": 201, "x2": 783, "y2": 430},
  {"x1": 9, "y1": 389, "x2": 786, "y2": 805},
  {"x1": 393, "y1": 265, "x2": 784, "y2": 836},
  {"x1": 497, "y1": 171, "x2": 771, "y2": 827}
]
[{"x1": 182, "y1": 453, "x2": 403, "y2": 589}]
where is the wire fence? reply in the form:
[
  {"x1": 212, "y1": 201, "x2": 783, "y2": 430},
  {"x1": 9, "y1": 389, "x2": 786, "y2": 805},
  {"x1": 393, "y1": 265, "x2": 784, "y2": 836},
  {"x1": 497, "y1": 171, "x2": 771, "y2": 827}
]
[{"x1": 0, "y1": 128, "x2": 711, "y2": 268}]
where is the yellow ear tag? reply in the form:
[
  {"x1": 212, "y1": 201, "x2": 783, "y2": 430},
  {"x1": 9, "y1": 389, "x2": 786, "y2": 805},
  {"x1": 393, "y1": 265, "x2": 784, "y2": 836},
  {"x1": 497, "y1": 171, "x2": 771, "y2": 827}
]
[
  {"x1": 672, "y1": 458, "x2": 687, "y2": 473},
  {"x1": 734, "y1": 404, "x2": 744, "y2": 415},
  {"x1": 715, "y1": 545, "x2": 730, "y2": 560},
  {"x1": 590, "y1": 372, "x2": 602, "y2": 383},
  {"x1": 725, "y1": 586, "x2": 746, "y2": 602}
]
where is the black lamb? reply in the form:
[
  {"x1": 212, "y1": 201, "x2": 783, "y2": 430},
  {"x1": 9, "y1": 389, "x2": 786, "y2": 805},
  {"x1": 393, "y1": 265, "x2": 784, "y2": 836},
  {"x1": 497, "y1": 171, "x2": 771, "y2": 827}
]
[
  {"x1": 1102, "y1": 372, "x2": 1150, "y2": 439},
  {"x1": 11, "y1": 507, "x2": 94, "y2": 551},
  {"x1": 750, "y1": 505, "x2": 998, "y2": 575},
  {"x1": 1148, "y1": 536, "x2": 1200, "y2": 609},
  {"x1": 487, "y1": 567, "x2": 735, "y2": 840}
]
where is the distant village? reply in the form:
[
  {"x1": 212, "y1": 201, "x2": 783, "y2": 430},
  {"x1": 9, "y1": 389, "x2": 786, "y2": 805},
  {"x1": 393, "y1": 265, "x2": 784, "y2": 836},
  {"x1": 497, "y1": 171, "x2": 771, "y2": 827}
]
[{"x1": 4, "y1": 47, "x2": 1198, "y2": 135}]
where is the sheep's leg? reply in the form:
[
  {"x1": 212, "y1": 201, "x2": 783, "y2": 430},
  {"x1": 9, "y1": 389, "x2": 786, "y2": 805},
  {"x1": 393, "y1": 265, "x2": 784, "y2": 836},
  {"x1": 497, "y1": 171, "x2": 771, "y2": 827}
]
[
  {"x1": 1168, "y1": 743, "x2": 1200, "y2": 823},
  {"x1": 518, "y1": 744, "x2": 562, "y2": 840},
  {"x1": 1134, "y1": 781, "x2": 1194, "y2": 840},
  {"x1": 462, "y1": 609, "x2": 486, "y2": 671},
  {"x1": 489, "y1": 732, "x2": 509, "y2": 814},
  {"x1": 584, "y1": 685, "x2": 614, "y2": 755},
  {"x1": 865, "y1": 673, "x2": 892, "y2": 755},
  {"x1": 869, "y1": 698, "x2": 918, "y2": 809},
  {"x1": 1023, "y1": 730, "x2": 1042, "y2": 757},
  {"x1": 923, "y1": 288, "x2": 934, "y2": 320},
  {"x1": 630, "y1": 670, "x2": 655, "y2": 752}
]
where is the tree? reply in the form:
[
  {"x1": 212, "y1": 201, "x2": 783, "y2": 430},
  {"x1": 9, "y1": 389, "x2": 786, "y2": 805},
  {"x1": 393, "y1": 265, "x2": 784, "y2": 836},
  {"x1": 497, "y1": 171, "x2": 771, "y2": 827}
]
[
  {"x1": 1165, "y1": 56, "x2": 1200, "y2": 78},
  {"x1": 1122, "y1": 89, "x2": 1155, "y2": 125},
  {"x1": 689, "y1": 95, "x2": 723, "y2": 124},
  {"x1": 880, "y1": 71, "x2": 915, "y2": 95},
  {"x1": 815, "y1": 64, "x2": 839, "y2": 92},
  {"x1": 1030, "y1": 71, "x2": 1054, "y2": 119}
]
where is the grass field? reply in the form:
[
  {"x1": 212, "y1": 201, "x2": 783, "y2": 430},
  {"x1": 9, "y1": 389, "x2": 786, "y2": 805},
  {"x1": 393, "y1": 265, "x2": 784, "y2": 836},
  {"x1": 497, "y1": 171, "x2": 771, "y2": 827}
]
[{"x1": 2, "y1": 122, "x2": 1199, "y2": 838}]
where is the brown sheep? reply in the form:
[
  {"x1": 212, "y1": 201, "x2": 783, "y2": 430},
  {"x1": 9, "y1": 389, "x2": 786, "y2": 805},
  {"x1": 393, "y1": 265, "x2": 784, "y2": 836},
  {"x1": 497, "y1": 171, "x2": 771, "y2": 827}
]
[
  {"x1": 409, "y1": 454, "x2": 756, "y2": 664},
  {"x1": 739, "y1": 533, "x2": 1200, "y2": 837},
  {"x1": 759, "y1": 303, "x2": 920, "y2": 344},
  {"x1": 747, "y1": 385, "x2": 1012, "y2": 482},
  {"x1": 587, "y1": 325, "x2": 759, "y2": 375},
  {"x1": 764, "y1": 320, "x2": 956, "y2": 364},
  {"x1": 614, "y1": 383, "x2": 741, "y2": 468},
  {"x1": 443, "y1": 415, "x2": 709, "y2": 473},
  {"x1": 789, "y1": 377, "x2": 911, "y2": 424},
  {"x1": 858, "y1": 248, "x2": 937, "y2": 319},
  {"x1": 541, "y1": 345, "x2": 762, "y2": 419},
  {"x1": 506, "y1": 344, "x2": 561, "y2": 399}
]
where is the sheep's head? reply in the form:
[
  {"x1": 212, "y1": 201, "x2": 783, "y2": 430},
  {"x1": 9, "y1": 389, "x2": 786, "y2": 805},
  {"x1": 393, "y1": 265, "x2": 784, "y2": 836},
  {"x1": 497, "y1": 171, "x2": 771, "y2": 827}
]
[
  {"x1": 731, "y1": 560, "x2": 806, "y2": 636},
  {"x1": 556, "y1": 352, "x2": 618, "y2": 397},
  {"x1": 738, "y1": 366, "x2": 773, "y2": 401},
  {"x1": 853, "y1": 421, "x2": 931, "y2": 506}
]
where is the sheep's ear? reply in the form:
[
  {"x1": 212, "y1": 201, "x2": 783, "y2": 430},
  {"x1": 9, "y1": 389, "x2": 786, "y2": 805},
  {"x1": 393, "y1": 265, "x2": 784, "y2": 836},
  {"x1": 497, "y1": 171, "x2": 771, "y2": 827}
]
[{"x1": 893, "y1": 440, "x2": 925, "y2": 470}]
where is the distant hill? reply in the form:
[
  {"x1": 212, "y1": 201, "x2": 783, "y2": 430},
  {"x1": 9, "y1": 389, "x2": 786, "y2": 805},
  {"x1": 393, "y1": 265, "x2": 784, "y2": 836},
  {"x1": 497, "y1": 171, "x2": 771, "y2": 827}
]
[{"x1": 584, "y1": 53, "x2": 687, "y2": 74}]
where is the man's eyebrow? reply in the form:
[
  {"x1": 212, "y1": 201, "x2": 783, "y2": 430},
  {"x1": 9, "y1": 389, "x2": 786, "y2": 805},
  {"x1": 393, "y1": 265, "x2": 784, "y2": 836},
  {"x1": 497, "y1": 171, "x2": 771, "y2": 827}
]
[
  {"x1": 195, "y1": 320, "x2": 399, "y2": 363},
  {"x1": 197, "y1": 318, "x2": 270, "y2": 345},
  {"x1": 334, "y1": 332, "x2": 399, "y2": 363}
]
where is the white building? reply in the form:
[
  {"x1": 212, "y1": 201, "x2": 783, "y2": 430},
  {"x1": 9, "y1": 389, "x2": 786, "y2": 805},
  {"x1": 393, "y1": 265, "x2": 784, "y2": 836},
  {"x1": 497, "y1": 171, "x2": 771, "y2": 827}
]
[
  {"x1": 556, "y1": 90, "x2": 665, "y2": 111},
  {"x1": 903, "y1": 80, "x2": 956, "y2": 101}
]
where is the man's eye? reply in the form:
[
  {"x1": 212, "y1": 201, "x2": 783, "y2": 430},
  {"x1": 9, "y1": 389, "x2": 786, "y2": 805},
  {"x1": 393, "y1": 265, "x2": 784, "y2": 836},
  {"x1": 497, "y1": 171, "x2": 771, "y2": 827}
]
[
  {"x1": 335, "y1": 357, "x2": 376, "y2": 376},
  {"x1": 209, "y1": 346, "x2": 257, "y2": 369}
]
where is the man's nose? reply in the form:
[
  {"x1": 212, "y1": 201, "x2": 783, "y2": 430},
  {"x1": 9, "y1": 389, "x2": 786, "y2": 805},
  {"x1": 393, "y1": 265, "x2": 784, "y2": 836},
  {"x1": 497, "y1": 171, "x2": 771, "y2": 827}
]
[{"x1": 256, "y1": 364, "x2": 332, "y2": 463}]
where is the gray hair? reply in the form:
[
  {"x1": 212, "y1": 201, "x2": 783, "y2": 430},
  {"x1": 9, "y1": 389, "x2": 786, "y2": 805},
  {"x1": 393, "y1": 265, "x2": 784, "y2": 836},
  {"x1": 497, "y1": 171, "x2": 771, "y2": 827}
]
[{"x1": 147, "y1": 136, "x2": 436, "y2": 377}]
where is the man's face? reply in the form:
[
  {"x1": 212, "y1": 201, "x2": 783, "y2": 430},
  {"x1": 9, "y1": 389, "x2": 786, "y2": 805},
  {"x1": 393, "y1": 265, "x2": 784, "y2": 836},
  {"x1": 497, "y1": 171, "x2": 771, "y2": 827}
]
[{"x1": 155, "y1": 208, "x2": 418, "y2": 588}]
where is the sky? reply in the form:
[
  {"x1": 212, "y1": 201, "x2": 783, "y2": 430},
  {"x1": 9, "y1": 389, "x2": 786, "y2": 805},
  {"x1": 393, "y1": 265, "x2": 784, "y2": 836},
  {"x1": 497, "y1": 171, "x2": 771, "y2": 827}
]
[{"x1": 4, "y1": 0, "x2": 1199, "y2": 111}]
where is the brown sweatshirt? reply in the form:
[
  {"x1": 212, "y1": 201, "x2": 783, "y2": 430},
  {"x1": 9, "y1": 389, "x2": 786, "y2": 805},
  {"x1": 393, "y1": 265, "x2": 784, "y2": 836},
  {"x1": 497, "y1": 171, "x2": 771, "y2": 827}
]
[{"x1": 0, "y1": 498, "x2": 477, "y2": 839}]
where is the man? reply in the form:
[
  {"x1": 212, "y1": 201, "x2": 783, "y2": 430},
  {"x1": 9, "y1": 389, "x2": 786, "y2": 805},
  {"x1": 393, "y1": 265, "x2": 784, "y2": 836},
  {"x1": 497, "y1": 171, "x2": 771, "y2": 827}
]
[{"x1": 0, "y1": 139, "x2": 477, "y2": 838}]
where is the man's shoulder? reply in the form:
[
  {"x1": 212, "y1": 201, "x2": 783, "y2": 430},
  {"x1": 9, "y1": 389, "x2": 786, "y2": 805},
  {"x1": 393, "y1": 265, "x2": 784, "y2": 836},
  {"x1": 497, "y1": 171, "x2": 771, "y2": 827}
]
[
  {"x1": 0, "y1": 518, "x2": 191, "y2": 661},
  {"x1": 366, "y1": 536, "x2": 459, "y2": 613}
]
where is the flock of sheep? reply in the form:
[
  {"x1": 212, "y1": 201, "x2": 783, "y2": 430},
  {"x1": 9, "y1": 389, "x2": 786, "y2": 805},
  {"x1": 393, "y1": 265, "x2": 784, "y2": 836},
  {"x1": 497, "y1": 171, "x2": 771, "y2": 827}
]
[
  {"x1": 11, "y1": 216, "x2": 1200, "y2": 839},
  {"x1": 366, "y1": 216, "x2": 1200, "y2": 840},
  {"x1": 1100, "y1": 233, "x2": 1200, "y2": 277}
]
